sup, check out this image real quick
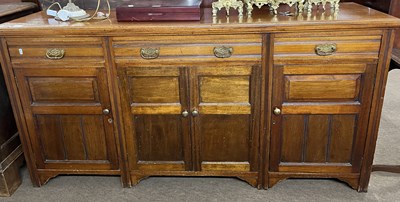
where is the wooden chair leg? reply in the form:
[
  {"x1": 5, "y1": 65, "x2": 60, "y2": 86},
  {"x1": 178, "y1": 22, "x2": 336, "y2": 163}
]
[
  {"x1": 372, "y1": 165, "x2": 400, "y2": 173},
  {"x1": 389, "y1": 48, "x2": 400, "y2": 71}
]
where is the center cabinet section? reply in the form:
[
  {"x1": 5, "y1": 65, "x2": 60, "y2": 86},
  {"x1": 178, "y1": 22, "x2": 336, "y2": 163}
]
[{"x1": 112, "y1": 35, "x2": 263, "y2": 186}]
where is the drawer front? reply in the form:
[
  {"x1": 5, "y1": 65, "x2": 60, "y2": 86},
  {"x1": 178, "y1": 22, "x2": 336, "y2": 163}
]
[
  {"x1": 6, "y1": 37, "x2": 105, "y2": 68},
  {"x1": 112, "y1": 35, "x2": 262, "y2": 64},
  {"x1": 274, "y1": 31, "x2": 382, "y2": 63}
]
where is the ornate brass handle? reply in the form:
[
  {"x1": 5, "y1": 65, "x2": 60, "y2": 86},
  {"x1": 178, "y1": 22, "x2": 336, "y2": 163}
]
[
  {"x1": 214, "y1": 46, "x2": 233, "y2": 58},
  {"x1": 273, "y1": 107, "x2": 281, "y2": 115},
  {"x1": 46, "y1": 48, "x2": 65, "y2": 60},
  {"x1": 315, "y1": 43, "x2": 337, "y2": 56},
  {"x1": 140, "y1": 47, "x2": 160, "y2": 59},
  {"x1": 182, "y1": 110, "x2": 189, "y2": 117}
]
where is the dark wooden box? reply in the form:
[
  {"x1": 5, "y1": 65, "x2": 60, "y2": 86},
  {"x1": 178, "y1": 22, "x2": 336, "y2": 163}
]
[{"x1": 116, "y1": 0, "x2": 202, "y2": 22}]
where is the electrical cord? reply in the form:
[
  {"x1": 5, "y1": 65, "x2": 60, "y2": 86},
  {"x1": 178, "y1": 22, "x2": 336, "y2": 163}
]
[
  {"x1": 46, "y1": 0, "x2": 111, "y2": 22},
  {"x1": 71, "y1": 0, "x2": 111, "y2": 22}
]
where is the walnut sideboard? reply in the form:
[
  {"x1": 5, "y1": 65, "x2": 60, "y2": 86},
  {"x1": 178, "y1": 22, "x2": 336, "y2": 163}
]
[{"x1": 0, "y1": 3, "x2": 399, "y2": 192}]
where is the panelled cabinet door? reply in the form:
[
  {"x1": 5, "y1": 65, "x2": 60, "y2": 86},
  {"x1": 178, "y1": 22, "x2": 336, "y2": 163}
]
[
  {"x1": 190, "y1": 64, "x2": 261, "y2": 173},
  {"x1": 14, "y1": 68, "x2": 118, "y2": 170},
  {"x1": 119, "y1": 66, "x2": 192, "y2": 172},
  {"x1": 270, "y1": 63, "x2": 376, "y2": 173}
]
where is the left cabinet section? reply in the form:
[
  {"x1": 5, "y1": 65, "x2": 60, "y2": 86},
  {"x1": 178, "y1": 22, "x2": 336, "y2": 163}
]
[{"x1": 2, "y1": 37, "x2": 120, "y2": 185}]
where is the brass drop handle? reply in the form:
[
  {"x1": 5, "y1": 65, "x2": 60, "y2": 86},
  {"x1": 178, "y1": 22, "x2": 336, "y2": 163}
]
[
  {"x1": 214, "y1": 46, "x2": 233, "y2": 58},
  {"x1": 315, "y1": 43, "x2": 337, "y2": 56},
  {"x1": 103, "y1": 109, "x2": 110, "y2": 115},
  {"x1": 46, "y1": 48, "x2": 65, "y2": 60},
  {"x1": 192, "y1": 109, "x2": 199, "y2": 117},
  {"x1": 273, "y1": 107, "x2": 281, "y2": 115},
  {"x1": 182, "y1": 110, "x2": 189, "y2": 117},
  {"x1": 140, "y1": 47, "x2": 160, "y2": 59}
]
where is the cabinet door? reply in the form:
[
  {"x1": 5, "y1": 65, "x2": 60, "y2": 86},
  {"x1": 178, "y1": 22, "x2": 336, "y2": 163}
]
[
  {"x1": 119, "y1": 66, "x2": 192, "y2": 172},
  {"x1": 14, "y1": 68, "x2": 118, "y2": 171},
  {"x1": 190, "y1": 64, "x2": 261, "y2": 173},
  {"x1": 270, "y1": 63, "x2": 376, "y2": 173}
]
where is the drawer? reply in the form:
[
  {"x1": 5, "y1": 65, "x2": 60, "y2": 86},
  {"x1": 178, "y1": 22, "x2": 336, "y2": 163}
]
[
  {"x1": 274, "y1": 31, "x2": 382, "y2": 63},
  {"x1": 6, "y1": 37, "x2": 105, "y2": 68},
  {"x1": 112, "y1": 35, "x2": 262, "y2": 64}
]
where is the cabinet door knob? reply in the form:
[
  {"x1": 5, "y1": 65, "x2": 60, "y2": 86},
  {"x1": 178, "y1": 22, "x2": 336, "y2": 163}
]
[
  {"x1": 46, "y1": 48, "x2": 65, "y2": 60},
  {"x1": 273, "y1": 107, "x2": 281, "y2": 115},
  {"x1": 192, "y1": 109, "x2": 199, "y2": 117},
  {"x1": 103, "y1": 109, "x2": 110, "y2": 115},
  {"x1": 182, "y1": 110, "x2": 189, "y2": 117}
]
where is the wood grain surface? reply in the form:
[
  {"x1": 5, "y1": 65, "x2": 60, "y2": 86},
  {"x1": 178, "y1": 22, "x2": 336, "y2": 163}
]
[{"x1": 0, "y1": 3, "x2": 399, "y2": 191}]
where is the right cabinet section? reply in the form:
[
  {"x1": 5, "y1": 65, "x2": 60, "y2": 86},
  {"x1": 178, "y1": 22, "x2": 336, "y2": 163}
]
[{"x1": 269, "y1": 31, "x2": 383, "y2": 188}]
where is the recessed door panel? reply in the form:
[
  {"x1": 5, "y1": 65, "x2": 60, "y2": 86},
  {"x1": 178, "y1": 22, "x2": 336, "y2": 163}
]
[
  {"x1": 190, "y1": 64, "x2": 260, "y2": 172},
  {"x1": 284, "y1": 75, "x2": 361, "y2": 101},
  {"x1": 120, "y1": 66, "x2": 191, "y2": 171},
  {"x1": 270, "y1": 63, "x2": 376, "y2": 173},
  {"x1": 135, "y1": 115, "x2": 184, "y2": 161},
  {"x1": 14, "y1": 68, "x2": 118, "y2": 170}
]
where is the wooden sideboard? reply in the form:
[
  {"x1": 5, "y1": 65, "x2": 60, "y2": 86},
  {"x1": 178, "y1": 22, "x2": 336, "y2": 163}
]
[{"x1": 0, "y1": 3, "x2": 399, "y2": 192}]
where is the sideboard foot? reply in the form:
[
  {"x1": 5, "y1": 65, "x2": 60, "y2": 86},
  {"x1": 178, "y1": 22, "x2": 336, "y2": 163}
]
[
  {"x1": 268, "y1": 175, "x2": 287, "y2": 188},
  {"x1": 37, "y1": 173, "x2": 58, "y2": 187},
  {"x1": 268, "y1": 172, "x2": 360, "y2": 190},
  {"x1": 337, "y1": 177, "x2": 359, "y2": 190},
  {"x1": 130, "y1": 174, "x2": 149, "y2": 186},
  {"x1": 237, "y1": 176, "x2": 259, "y2": 187}
]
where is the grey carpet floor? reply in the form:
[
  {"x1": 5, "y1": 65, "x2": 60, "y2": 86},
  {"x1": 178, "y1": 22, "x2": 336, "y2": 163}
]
[{"x1": 3, "y1": 70, "x2": 400, "y2": 202}]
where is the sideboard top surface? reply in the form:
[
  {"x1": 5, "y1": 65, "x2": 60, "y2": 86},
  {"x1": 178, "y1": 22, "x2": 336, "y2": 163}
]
[{"x1": 0, "y1": 3, "x2": 399, "y2": 36}]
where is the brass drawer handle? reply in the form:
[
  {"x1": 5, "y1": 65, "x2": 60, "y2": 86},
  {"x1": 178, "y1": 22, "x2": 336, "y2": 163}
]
[
  {"x1": 140, "y1": 47, "x2": 160, "y2": 59},
  {"x1": 46, "y1": 48, "x2": 65, "y2": 60},
  {"x1": 214, "y1": 46, "x2": 233, "y2": 58},
  {"x1": 315, "y1": 43, "x2": 337, "y2": 56}
]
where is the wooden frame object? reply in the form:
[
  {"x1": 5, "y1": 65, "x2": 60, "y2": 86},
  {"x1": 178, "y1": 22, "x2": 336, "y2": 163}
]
[{"x1": 0, "y1": 3, "x2": 399, "y2": 192}]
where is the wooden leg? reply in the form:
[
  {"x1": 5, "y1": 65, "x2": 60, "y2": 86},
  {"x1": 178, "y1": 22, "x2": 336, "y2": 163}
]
[
  {"x1": 237, "y1": 176, "x2": 259, "y2": 188},
  {"x1": 38, "y1": 173, "x2": 58, "y2": 186},
  {"x1": 130, "y1": 175, "x2": 149, "y2": 186},
  {"x1": 268, "y1": 176, "x2": 287, "y2": 188},
  {"x1": 372, "y1": 165, "x2": 400, "y2": 173},
  {"x1": 268, "y1": 173, "x2": 360, "y2": 191},
  {"x1": 337, "y1": 177, "x2": 359, "y2": 190}
]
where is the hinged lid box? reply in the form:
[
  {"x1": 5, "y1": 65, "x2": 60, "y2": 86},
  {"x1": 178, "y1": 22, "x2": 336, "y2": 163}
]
[{"x1": 116, "y1": 0, "x2": 202, "y2": 22}]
